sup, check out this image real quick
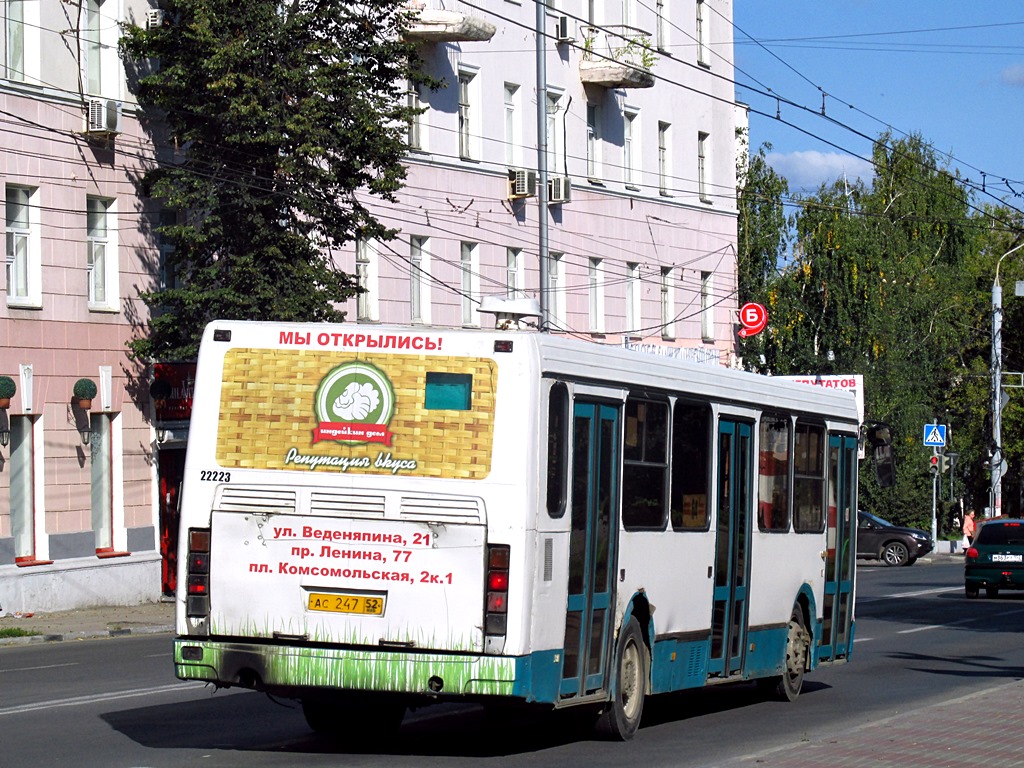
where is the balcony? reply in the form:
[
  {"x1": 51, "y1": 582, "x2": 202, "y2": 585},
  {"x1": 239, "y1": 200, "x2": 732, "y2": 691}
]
[
  {"x1": 579, "y1": 26, "x2": 656, "y2": 89},
  {"x1": 404, "y1": 2, "x2": 496, "y2": 43}
]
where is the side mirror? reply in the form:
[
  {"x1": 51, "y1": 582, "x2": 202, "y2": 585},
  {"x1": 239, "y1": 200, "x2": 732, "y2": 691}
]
[{"x1": 865, "y1": 422, "x2": 896, "y2": 488}]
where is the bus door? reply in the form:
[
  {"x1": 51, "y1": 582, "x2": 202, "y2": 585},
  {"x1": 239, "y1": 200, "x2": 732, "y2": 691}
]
[
  {"x1": 708, "y1": 419, "x2": 753, "y2": 678},
  {"x1": 819, "y1": 434, "x2": 858, "y2": 660},
  {"x1": 561, "y1": 399, "x2": 620, "y2": 699}
]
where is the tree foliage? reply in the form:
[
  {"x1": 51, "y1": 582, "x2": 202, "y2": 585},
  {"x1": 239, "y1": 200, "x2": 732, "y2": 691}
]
[
  {"x1": 120, "y1": 0, "x2": 427, "y2": 360},
  {"x1": 737, "y1": 131, "x2": 1024, "y2": 528}
]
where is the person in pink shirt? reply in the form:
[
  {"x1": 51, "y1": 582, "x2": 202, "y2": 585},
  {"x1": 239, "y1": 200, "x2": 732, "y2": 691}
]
[{"x1": 962, "y1": 509, "x2": 977, "y2": 549}]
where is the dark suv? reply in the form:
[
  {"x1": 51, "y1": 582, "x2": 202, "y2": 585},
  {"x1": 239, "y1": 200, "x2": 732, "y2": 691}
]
[{"x1": 856, "y1": 511, "x2": 933, "y2": 566}]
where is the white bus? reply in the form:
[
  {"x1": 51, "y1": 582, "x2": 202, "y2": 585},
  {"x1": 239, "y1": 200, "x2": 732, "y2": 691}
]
[{"x1": 173, "y1": 319, "x2": 885, "y2": 740}]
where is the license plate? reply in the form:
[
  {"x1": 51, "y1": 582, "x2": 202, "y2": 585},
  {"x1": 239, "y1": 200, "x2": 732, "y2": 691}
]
[
  {"x1": 307, "y1": 592, "x2": 386, "y2": 615},
  {"x1": 992, "y1": 554, "x2": 1023, "y2": 563}
]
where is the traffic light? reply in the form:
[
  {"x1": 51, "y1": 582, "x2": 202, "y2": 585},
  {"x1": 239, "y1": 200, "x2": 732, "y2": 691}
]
[
  {"x1": 930, "y1": 455, "x2": 939, "y2": 475},
  {"x1": 939, "y1": 454, "x2": 950, "y2": 474}
]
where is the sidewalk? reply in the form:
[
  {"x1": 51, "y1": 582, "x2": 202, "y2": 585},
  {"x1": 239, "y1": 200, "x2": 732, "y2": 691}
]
[{"x1": 0, "y1": 598, "x2": 175, "y2": 645}]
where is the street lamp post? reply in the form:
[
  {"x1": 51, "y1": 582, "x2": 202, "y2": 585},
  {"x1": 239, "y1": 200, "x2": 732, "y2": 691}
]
[{"x1": 991, "y1": 241, "x2": 1024, "y2": 517}]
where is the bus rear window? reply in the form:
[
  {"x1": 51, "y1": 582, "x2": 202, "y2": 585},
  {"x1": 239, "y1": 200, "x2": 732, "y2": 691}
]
[{"x1": 425, "y1": 372, "x2": 473, "y2": 410}]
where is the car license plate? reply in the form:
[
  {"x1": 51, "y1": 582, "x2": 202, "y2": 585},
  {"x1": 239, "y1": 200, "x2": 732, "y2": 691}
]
[
  {"x1": 992, "y1": 554, "x2": 1023, "y2": 563},
  {"x1": 307, "y1": 592, "x2": 386, "y2": 615}
]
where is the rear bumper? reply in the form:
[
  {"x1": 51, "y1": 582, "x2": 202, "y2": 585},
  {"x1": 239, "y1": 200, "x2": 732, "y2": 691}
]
[
  {"x1": 964, "y1": 567, "x2": 1024, "y2": 590},
  {"x1": 173, "y1": 637, "x2": 561, "y2": 703}
]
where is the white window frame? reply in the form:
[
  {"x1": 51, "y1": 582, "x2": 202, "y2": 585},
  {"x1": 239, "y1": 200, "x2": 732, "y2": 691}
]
[
  {"x1": 84, "y1": 0, "x2": 121, "y2": 98},
  {"x1": 626, "y1": 262, "x2": 640, "y2": 333},
  {"x1": 588, "y1": 258, "x2": 605, "y2": 333},
  {"x1": 658, "y1": 121, "x2": 671, "y2": 196},
  {"x1": 546, "y1": 89, "x2": 565, "y2": 176},
  {"x1": 6, "y1": 184, "x2": 41, "y2": 308},
  {"x1": 9, "y1": 414, "x2": 46, "y2": 562},
  {"x1": 696, "y1": 0, "x2": 709, "y2": 67},
  {"x1": 698, "y1": 131, "x2": 712, "y2": 203},
  {"x1": 549, "y1": 252, "x2": 566, "y2": 329},
  {"x1": 409, "y1": 235, "x2": 430, "y2": 324},
  {"x1": 621, "y1": 0, "x2": 636, "y2": 28},
  {"x1": 460, "y1": 241, "x2": 480, "y2": 326},
  {"x1": 504, "y1": 82, "x2": 520, "y2": 167},
  {"x1": 86, "y1": 196, "x2": 118, "y2": 312},
  {"x1": 506, "y1": 247, "x2": 524, "y2": 299},
  {"x1": 623, "y1": 109, "x2": 639, "y2": 188},
  {"x1": 458, "y1": 66, "x2": 481, "y2": 161},
  {"x1": 90, "y1": 412, "x2": 126, "y2": 554},
  {"x1": 355, "y1": 237, "x2": 380, "y2": 322},
  {"x1": 655, "y1": 0, "x2": 669, "y2": 52},
  {"x1": 701, "y1": 270, "x2": 714, "y2": 340},
  {"x1": 660, "y1": 267, "x2": 675, "y2": 339},
  {"x1": 586, "y1": 103, "x2": 602, "y2": 180},
  {"x1": 407, "y1": 79, "x2": 426, "y2": 152}
]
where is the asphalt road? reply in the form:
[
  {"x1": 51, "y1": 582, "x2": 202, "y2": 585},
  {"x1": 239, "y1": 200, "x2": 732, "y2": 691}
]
[{"x1": 0, "y1": 556, "x2": 1020, "y2": 768}]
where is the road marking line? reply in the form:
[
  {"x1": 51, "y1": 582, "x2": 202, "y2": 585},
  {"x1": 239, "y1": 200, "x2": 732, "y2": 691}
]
[
  {"x1": 0, "y1": 682, "x2": 210, "y2": 716},
  {"x1": 857, "y1": 586, "x2": 960, "y2": 602},
  {"x1": 0, "y1": 662, "x2": 78, "y2": 673}
]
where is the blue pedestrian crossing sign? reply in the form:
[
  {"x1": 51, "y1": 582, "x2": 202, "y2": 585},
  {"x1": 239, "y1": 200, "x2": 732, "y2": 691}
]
[{"x1": 923, "y1": 424, "x2": 947, "y2": 447}]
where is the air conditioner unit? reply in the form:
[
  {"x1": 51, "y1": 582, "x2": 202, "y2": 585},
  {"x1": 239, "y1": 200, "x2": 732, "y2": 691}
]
[
  {"x1": 146, "y1": 9, "x2": 165, "y2": 29},
  {"x1": 86, "y1": 98, "x2": 122, "y2": 135},
  {"x1": 508, "y1": 168, "x2": 537, "y2": 199},
  {"x1": 548, "y1": 175, "x2": 571, "y2": 204},
  {"x1": 555, "y1": 15, "x2": 574, "y2": 42}
]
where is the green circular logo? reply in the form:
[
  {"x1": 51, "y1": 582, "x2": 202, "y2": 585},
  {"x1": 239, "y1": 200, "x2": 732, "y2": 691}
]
[{"x1": 314, "y1": 362, "x2": 395, "y2": 442}]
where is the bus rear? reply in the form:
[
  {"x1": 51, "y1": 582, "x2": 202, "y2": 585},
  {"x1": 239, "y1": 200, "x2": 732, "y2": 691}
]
[{"x1": 173, "y1": 321, "x2": 530, "y2": 728}]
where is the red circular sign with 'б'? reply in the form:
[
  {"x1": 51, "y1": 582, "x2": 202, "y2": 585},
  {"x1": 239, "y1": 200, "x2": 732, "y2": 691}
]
[{"x1": 738, "y1": 302, "x2": 768, "y2": 338}]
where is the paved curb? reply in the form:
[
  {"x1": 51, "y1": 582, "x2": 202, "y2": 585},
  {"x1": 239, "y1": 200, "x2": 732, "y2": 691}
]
[{"x1": 0, "y1": 624, "x2": 174, "y2": 647}]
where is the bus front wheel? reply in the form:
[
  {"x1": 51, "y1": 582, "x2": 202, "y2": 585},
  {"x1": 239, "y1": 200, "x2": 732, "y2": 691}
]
[{"x1": 594, "y1": 617, "x2": 648, "y2": 740}]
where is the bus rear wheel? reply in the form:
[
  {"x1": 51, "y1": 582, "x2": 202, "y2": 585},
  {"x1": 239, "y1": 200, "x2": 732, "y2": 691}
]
[
  {"x1": 760, "y1": 607, "x2": 808, "y2": 702},
  {"x1": 594, "y1": 617, "x2": 648, "y2": 740},
  {"x1": 302, "y1": 693, "x2": 405, "y2": 740}
]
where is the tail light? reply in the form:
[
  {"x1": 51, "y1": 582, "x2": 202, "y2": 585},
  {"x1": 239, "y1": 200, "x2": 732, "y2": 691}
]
[
  {"x1": 485, "y1": 544, "x2": 510, "y2": 636},
  {"x1": 186, "y1": 528, "x2": 211, "y2": 618},
  {"x1": 965, "y1": 547, "x2": 978, "y2": 559}
]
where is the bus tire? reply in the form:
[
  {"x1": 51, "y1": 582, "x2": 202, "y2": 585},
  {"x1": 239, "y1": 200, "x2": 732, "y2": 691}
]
[
  {"x1": 302, "y1": 693, "x2": 405, "y2": 739},
  {"x1": 594, "y1": 617, "x2": 647, "y2": 740},
  {"x1": 761, "y1": 607, "x2": 808, "y2": 702}
]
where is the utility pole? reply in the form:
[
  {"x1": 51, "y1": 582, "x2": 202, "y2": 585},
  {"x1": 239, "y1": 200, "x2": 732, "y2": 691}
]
[
  {"x1": 535, "y1": 1, "x2": 550, "y2": 332},
  {"x1": 991, "y1": 242, "x2": 1024, "y2": 517}
]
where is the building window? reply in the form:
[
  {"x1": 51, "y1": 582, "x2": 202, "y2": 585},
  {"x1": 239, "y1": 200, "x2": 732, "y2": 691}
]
[
  {"x1": 85, "y1": 0, "x2": 118, "y2": 96},
  {"x1": 458, "y1": 68, "x2": 479, "y2": 160},
  {"x1": 546, "y1": 90, "x2": 564, "y2": 175},
  {"x1": 621, "y1": 0, "x2": 635, "y2": 28},
  {"x1": 506, "y1": 247, "x2": 524, "y2": 299},
  {"x1": 658, "y1": 121, "x2": 671, "y2": 195},
  {"x1": 626, "y1": 262, "x2": 640, "y2": 333},
  {"x1": 698, "y1": 131, "x2": 711, "y2": 202},
  {"x1": 589, "y1": 258, "x2": 605, "y2": 333},
  {"x1": 406, "y1": 80, "x2": 424, "y2": 151},
  {"x1": 701, "y1": 270, "x2": 714, "y2": 340},
  {"x1": 410, "y1": 235, "x2": 430, "y2": 323},
  {"x1": 460, "y1": 241, "x2": 479, "y2": 326},
  {"x1": 549, "y1": 252, "x2": 566, "y2": 328},
  {"x1": 660, "y1": 266, "x2": 674, "y2": 338},
  {"x1": 586, "y1": 103, "x2": 601, "y2": 180},
  {"x1": 656, "y1": 0, "x2": 668, "y2": 52},
  {"x1": 355, "y1": 238, "x2": 379, "y2": 322},
  {"x1": 504, "y1": 83, "x2": 519, "y2": 167},
  {"x1": 86, "y1": 196, "x2": 117, "y2": 311},
  {"x1": 623, "y1": 109, "x2": 638, "y2": 187},
  {"x1": 6, "y1": 185, "x2": 40, "y2": 306},
  {"x1": 6, "y1": 0, "x2": 24, "y2": 80},
  {"x1": 696, "y1": 0, "x2": 709, "y2": 66}
]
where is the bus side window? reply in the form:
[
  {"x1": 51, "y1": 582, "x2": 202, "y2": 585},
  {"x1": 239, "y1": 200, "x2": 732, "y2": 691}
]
[
  {"x1": 623, "y1": 398, "x2": 669, "y2": 529},
  {"x1": 670, "y1": 402, "x2": 710, "y2": 530},
  {"x1": 546, "y1": 383, "x2": 569, "y2": 518},
  {"x1": 793, "y1": 423, "x2": 825, "y2": 532},
  {"x1": 758, "y1": 416, "x2": 791, "y2": 532}
]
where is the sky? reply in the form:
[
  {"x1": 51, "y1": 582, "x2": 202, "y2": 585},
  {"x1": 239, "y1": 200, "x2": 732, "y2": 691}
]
[{"x1": 731, "y1": 1, "x2": 1024, "y2": 209}]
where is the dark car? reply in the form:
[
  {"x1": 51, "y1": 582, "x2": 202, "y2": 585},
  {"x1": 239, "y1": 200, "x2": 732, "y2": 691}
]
[
  {"x1": 856, "y1": 511, "x2": 933, "y2": 566},
  {"x1": 964, "y1": 518, "x2": 1024, "y2": 598}
]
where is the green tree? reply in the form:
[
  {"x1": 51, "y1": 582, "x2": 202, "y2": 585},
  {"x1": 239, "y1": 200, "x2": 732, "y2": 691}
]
[{"x1": 120, "y1": 0, "x2": 428, "y2": 360}]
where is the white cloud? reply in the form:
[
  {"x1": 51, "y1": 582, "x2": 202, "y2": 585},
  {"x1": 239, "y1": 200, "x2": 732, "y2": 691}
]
[
  {"x1": 766, "y1": 150, "x2": 873, "y2": 193},
  {"x1": 1001, "y1": 65, "x2": 1024, "y2": 87}
]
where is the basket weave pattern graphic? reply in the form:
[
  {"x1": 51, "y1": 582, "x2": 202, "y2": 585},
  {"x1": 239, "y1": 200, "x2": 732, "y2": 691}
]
[{"x1": 216, "y1": 349, "x2": 496, "y2": 478}]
